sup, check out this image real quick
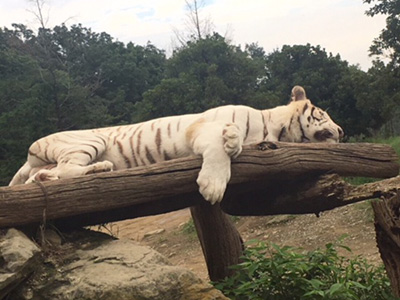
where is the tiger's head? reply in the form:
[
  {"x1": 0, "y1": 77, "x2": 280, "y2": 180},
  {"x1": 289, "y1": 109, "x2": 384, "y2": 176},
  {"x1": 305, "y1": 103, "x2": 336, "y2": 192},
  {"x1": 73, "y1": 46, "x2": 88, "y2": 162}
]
[{"x1": 289, "y1": 86, "x2": 344, "y2": 143}]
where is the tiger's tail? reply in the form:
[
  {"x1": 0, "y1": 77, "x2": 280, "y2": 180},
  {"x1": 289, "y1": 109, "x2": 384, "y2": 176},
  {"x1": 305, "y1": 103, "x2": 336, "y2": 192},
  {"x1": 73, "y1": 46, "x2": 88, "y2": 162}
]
[{"x1": 9, "y1": 162, "x2": 33, "y2": 186}]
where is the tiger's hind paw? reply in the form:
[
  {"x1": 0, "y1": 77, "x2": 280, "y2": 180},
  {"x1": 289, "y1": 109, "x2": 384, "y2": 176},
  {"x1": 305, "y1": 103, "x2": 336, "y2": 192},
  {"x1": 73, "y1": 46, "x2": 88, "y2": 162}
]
[
  {"x1": 85, "y1": 161, "x2": 114, "y2": 174},
  {"x1": 25, "y1": 170, "x2": 59, "y2": 184}
]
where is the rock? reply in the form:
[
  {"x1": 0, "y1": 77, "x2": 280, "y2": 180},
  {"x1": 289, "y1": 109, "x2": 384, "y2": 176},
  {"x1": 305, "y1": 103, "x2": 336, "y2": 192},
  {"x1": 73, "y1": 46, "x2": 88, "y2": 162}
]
[
  {"x1": 143, "y1": 228, "x2": 165, "y2": 238},
  {"x1": 0, "y1": 229, "x2": 41, "y2": 299},
  {"x1": 1, "y1": 229, "x2": 40, "y2": 272},
  {"x1": 11, "y1": 229, "x2": 228, "y2": 300}
]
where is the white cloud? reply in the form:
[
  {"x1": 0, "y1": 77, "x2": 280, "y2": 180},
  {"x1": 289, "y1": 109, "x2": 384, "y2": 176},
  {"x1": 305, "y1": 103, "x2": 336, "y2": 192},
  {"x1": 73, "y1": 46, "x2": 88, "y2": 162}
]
[{"x1": 205, "y1": 0, "x2": 386, "y2": 69}]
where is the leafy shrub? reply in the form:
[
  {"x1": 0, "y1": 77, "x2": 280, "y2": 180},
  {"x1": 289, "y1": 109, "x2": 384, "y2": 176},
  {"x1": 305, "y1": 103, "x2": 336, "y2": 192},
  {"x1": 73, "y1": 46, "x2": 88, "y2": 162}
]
[
  {"x1": 181, "y1": 218, "x2": 196, "y2": 235},
  {"x1": 214, "y1": 240, "x2": 398, "y2": 300}
]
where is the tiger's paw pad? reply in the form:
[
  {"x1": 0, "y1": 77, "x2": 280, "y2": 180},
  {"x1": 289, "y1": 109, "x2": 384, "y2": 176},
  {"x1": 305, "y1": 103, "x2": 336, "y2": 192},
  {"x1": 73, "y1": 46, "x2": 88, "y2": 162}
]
[{"x1": 223, "y1": 123, "x2": 242, "y2": 158}]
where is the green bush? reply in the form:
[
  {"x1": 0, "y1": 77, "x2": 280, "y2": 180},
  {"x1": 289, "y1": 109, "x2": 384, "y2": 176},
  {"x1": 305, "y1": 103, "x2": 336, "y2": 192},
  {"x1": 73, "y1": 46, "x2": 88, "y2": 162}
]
[{"x1": 214, "y1": 240, "x2": 398, "y2": 300}]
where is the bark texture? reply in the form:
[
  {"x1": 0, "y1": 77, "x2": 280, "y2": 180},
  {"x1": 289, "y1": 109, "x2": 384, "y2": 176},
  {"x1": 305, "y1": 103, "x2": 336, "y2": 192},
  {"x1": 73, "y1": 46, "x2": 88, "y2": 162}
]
[
  {"x1": 372, "y1": 192, "x2": 400, "y2": 297},
  {"x1": 190, "y1": 203, "x2": 243, "y2": 282}
]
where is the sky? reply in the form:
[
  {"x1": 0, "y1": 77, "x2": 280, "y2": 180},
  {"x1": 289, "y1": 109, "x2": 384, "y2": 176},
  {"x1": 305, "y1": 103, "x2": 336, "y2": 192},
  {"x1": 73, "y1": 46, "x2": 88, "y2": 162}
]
[{"x1": 0, "y1": 0, "x2": 387, "y2": 70}]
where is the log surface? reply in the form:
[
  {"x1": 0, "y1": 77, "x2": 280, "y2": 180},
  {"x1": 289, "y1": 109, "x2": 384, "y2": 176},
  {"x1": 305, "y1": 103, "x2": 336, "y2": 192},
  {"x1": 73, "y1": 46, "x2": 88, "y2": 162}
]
[
  {"x1": 190, "y1": 203, "x2": 243, "y2": 282},
  {"x1": 0, "y1": 142, "x2": 398, "y2": 228}
]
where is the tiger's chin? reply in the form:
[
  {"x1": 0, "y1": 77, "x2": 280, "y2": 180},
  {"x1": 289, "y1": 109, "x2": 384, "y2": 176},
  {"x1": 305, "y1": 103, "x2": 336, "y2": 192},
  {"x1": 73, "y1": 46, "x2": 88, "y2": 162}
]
[{"x1": 325, "y1": 138, "x2": 339, "y2": 144}]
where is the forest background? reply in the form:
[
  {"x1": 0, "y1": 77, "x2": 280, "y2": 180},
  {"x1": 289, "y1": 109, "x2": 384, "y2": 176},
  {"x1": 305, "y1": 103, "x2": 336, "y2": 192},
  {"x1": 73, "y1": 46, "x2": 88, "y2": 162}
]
[{"x1": 1, "y1": 0, "x2": 399, "y2": 186}]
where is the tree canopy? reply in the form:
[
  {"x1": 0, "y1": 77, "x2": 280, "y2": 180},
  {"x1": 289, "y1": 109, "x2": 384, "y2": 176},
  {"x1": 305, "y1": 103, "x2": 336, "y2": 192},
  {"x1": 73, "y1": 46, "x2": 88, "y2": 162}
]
[{"x1": 365, "y1": 0, "x2": 400, "y2": 67}]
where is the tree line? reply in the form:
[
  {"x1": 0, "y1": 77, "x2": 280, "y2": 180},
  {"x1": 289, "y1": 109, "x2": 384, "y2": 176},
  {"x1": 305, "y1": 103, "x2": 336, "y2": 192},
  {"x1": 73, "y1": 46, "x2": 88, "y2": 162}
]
[{"x1": 0, "y1": 0, "x2": 399, "y2": 186}]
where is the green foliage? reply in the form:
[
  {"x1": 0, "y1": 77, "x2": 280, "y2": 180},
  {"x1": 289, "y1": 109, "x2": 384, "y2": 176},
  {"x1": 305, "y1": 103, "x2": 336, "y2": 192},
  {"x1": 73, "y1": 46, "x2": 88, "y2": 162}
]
[
  {"x1": 181, "y1": 218, "x2": 196, "y2": 235},
  {"x1": 214, "y1": 240, "x2": 398, "y2": 300},
  {"x1": 179, "y1": 218, "x2": 199, "y2": 242},
  {"x1": 259, "y1": 44, "x2": 384, "y2": 137},
  {"x1": 133, "y1": 33, "x2": 266, "y2": 121},
  {"x1": 363, "y1": 0, "x2": 400, "y2": 136}
]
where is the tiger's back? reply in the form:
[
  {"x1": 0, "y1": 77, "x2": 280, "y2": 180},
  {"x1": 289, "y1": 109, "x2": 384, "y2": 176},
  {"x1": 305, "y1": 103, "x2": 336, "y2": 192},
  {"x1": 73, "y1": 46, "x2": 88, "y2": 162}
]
[{"x1": 12, "y1": 105, "x2": 265, "y2": 184}]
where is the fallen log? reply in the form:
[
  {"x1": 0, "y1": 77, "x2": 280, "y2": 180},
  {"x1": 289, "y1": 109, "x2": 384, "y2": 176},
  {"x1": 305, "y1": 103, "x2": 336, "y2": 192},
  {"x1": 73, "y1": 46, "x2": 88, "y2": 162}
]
[{"x1": 0, "y1": 142, "x2": 398, "y2": 229}]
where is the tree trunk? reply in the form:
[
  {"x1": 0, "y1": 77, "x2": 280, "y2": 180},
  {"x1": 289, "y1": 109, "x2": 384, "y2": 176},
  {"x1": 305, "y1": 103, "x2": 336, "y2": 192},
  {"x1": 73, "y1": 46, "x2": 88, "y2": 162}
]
[
  {"x1": 190, "y1": 203, "x2": 243, "y2": 282},
  {"x1": 0, "y1": 142, "x2": 398, "y2": 229},
  {"x1": 372, "y1": 192, "x2": 400, "y2": 297}
]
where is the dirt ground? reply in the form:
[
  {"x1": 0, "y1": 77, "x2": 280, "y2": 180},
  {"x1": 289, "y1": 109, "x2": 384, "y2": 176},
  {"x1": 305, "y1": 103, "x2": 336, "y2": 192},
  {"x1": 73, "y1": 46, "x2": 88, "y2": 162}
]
[{"x1": 97, "y1": 201, "x2": 380, "y2": 281}]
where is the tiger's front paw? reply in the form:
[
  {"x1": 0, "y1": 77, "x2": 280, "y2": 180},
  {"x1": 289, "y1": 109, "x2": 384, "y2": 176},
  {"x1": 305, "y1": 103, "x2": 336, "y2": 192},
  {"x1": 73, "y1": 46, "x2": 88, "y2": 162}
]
[
  {"x1": 196, "y1": 164, "x2": 230, "y2": 204},
  {"x1": 223, "y1": 123, "x2": 243, "y2": 158}
]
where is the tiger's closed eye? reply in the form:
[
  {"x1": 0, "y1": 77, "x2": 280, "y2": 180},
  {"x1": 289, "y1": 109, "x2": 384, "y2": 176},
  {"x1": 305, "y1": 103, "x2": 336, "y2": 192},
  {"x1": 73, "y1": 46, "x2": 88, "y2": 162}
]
[{"x1": 314, "y1": 129, "x2": 333, "y2": 141}]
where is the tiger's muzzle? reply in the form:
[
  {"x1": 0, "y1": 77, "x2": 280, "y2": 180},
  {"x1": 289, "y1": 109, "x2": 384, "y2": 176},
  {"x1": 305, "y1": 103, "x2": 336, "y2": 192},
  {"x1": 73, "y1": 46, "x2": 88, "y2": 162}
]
[{"x1": 314, "y1": 127, "x2": 344, "y2": 143}]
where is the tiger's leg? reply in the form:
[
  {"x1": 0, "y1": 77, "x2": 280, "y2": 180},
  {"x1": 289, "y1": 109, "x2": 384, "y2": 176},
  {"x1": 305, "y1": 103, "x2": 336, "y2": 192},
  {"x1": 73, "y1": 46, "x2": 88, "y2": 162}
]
[
  {"x1": 9, "y1": 162, "x2": 33, "y2": 186},
  {"x1": 29, "y1": 161, "x2": 114, "y2": 183},
  {"x1": 24, "y1": 165, "x2": 59, "y2": 184},
  {"x1": 186, "y1": 121, "x2": 244, "y2": 204},
  {"x1": 25, "y1": 149, "x2": 114, "y2": 183}
]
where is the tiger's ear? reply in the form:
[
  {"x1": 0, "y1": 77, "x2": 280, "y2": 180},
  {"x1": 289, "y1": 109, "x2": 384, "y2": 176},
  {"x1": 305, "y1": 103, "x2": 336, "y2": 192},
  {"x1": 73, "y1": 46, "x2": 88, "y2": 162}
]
[{"x1": 290, "y1": 86, "x2": 307, "y2": 102}]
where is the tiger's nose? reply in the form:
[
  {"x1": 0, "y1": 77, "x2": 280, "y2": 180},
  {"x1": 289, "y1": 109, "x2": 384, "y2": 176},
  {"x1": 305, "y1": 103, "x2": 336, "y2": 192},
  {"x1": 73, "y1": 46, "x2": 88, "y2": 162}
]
[{"x1": 338, "y1": 127, "x2": 344, "y2": 139}]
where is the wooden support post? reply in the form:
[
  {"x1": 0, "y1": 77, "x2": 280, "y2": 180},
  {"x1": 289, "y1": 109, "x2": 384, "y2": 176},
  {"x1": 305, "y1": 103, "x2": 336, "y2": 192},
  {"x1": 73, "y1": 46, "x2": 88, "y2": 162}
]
[
  {"x1": 372, "y1": 192, "x2": 400, "y2": 297},
  {"x1": 190, "y1": 203, "x2": 243, "y2": 282}
]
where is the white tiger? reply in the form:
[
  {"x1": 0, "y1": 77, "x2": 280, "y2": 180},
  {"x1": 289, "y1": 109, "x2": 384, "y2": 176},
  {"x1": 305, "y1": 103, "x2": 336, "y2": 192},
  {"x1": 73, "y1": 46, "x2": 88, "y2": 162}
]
[{"x1": 9, "y1": 86, "x2": 343, "y2": 204}]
